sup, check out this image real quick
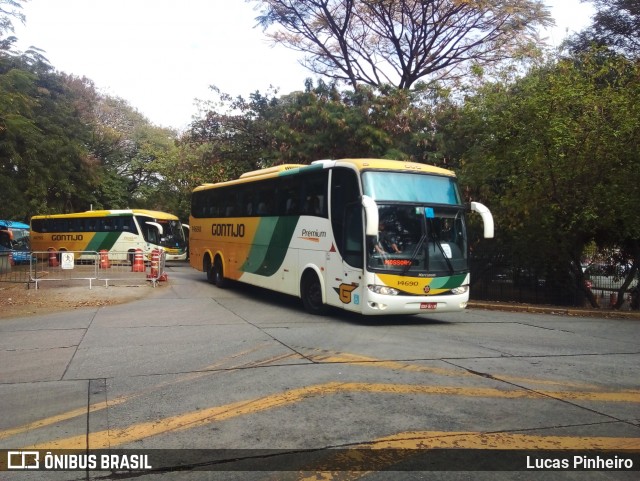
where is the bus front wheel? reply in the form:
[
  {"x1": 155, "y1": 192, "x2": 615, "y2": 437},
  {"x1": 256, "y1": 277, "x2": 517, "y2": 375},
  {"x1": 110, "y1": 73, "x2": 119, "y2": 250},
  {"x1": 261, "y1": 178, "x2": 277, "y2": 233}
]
[{"x1": 301, "y1": 271, "x2": 328, "y2": 315}]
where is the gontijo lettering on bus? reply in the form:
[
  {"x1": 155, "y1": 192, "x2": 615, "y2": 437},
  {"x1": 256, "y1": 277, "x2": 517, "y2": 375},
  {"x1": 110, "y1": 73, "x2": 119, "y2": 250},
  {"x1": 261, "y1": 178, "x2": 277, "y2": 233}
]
[{"x1": 211, "y1": 223, "x2": 245, "y2": 237}]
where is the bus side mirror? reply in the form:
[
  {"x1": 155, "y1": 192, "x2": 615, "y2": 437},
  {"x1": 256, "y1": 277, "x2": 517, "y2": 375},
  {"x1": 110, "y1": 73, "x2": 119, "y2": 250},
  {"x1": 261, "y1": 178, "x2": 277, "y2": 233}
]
[
  {"x1": 362, "y1": 195, "x2": 379, "y2": 238},
  {"x1": 469, "y1": 202, "x2": 494, "y2": 238},
  {"x1": 146, "y1": 221, "x2": 164, "y2": 236}
]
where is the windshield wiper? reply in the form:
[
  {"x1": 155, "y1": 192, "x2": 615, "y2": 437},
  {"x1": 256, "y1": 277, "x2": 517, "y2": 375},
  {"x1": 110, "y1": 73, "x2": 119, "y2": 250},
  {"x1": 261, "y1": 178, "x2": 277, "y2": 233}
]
[
  {"x1": 432, "y1": 231, "x2": 455, "y2": 275},
  {"x1": 402, "y1": 233, "x2": 427, "y2": 275}
]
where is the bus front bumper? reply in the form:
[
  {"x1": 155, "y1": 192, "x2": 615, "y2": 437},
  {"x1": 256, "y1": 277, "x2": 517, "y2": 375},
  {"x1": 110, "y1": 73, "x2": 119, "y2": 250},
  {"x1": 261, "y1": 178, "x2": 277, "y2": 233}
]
[{"x1": 361, "y1": 291, "x2": 469, "y2": 316}]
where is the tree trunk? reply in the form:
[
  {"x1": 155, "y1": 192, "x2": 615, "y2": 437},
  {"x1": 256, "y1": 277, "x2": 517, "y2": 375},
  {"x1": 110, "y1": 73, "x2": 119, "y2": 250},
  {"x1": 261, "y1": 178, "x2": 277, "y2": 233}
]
[
  {"x1": 571, "y1": 255, "x2": 600, "y2": 308},
  {"x1": 614, "y1": 263, "x2": 638, "y2": 310}
]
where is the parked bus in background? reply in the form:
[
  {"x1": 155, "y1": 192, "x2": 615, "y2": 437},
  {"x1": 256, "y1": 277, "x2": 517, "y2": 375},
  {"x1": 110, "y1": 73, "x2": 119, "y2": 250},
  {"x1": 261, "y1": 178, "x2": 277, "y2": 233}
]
[
  {"x1": 30, "y1": 209, "x2": 188, "y2": 261},
  {"x1": 189, "y1": 158, "x2": 493, "y2": 315},
  {"x1": 0, "y1": 220, "x2": 31, "y2": 264}
]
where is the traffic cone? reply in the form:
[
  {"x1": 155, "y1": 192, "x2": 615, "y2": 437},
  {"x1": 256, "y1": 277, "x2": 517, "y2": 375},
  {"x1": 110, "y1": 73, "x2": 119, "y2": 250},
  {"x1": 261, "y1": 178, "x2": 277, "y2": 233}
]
[
  {"x1": 99, "y1": 249, "x2": 111, "y2": 269},
  {"x1": 147, "y1": 249, "x2": 159, "y2": 279},
  {"x1": 131, "y1": 248, "x2": 145, "y2": 272},
  {"x1": 48, "y1": 248, "x2": 59, "y2": 267}
]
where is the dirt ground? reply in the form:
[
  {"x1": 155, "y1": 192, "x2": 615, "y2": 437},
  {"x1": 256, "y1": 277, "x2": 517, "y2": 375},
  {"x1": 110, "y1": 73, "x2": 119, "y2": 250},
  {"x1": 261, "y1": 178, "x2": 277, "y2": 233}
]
[{"x1": 0, "y1": 281, "x2": 158, "y2": 319}]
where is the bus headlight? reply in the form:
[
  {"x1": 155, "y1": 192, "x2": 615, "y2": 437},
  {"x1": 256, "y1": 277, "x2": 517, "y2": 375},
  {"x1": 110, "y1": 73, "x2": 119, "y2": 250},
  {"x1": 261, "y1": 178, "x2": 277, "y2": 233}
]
[
  {"x1": 368, "y1": 285, "x2": 400, "y2": 296},
  {"x1": 451, "y1": 286, "x2": 469, "y2": 295}
]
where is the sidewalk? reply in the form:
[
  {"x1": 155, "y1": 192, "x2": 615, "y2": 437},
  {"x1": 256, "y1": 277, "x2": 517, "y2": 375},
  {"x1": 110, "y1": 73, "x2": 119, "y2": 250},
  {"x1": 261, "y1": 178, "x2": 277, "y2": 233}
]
[{"x1": 468, "y1": 300, "x2": 640, "y2": 320}]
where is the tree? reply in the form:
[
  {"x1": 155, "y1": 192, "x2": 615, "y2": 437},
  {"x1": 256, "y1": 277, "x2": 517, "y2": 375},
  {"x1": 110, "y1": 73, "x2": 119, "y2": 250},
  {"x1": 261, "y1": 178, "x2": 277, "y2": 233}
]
[
  {"x1": 568, "y1": 0, "x2": 640, "y2": 58},
  {"x1": 251, "y1": 0, "x2": 553, "y2": 89},
  {"x1": 90, "y1": 95, "x2": 179, "y2": 209},
  {"x1": 0, "y1": 54, "x2": 107, "y2": 219},
  {"x1": 0, "y1": 0, "x2": 25, "y2": 52},
  {"x1": 180, "y1": 80, "x2": 451, "y2": 189},
  {"x1": 0, "y1": 1, "x2": 186, "y2": 220},
  {"x1": 450, "y1": 49, "x2": 640, "y2": 307}
]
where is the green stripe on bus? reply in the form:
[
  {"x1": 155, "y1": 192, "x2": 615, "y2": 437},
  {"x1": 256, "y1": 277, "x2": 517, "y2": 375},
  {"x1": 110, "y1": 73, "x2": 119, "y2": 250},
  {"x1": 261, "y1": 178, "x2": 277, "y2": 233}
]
[
  {"x1": 242, "y1": 216, "x2": 299, "y2": 277},
  {"x1": 279, "y1": 163, "x2": 323, "y2": 177},
  {"x1": 429, "y1": 274, "x2": 467, "y2": 289},
  {"x1": 85, "y1": 232, "x2": 122, "y2": 252}
]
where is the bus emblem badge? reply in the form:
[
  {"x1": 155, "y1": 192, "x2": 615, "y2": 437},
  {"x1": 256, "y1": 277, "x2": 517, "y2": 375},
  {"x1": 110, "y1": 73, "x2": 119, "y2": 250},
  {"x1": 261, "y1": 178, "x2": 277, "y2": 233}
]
[
  {"x1": 423, "y1": 285, "x2": 431, "y2": 294},
  {"x1": 335, "y1": 283, "x2": 358, "y2": 304}
]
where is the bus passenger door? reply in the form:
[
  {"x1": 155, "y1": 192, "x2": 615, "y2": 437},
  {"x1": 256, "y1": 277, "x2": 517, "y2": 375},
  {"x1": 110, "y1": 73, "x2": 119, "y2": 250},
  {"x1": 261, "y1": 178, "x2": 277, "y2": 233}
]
[
  {"x1": 328, "y1": 168, "x2": 364, "y2": 312},
  {"x1": 326, "y1": 202, "x2": 364, "y2": 312}
]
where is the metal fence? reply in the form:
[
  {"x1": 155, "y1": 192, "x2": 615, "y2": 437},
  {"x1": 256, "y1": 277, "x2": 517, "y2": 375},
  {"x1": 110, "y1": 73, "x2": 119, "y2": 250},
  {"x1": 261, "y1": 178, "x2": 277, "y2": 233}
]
[
  {"x1": 470, "y1": 262, "x2": 639, "y2": 309},
  {"x1": 0, "y1": 250, "x2": 168, "y2": 288},
  {"x1": 1, "y1": 251, "x2": 30, "y2": 284}
]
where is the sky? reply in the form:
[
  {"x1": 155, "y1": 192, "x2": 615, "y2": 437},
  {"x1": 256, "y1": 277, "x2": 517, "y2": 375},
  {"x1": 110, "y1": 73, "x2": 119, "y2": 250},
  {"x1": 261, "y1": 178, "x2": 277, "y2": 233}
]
[{"x1": 13, "y1": 0, "x2": 595, "y2": 131}]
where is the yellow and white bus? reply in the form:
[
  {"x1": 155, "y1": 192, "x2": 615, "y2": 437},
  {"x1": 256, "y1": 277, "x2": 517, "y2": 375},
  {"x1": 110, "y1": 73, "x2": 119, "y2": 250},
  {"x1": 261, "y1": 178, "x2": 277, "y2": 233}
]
[
  {"x1": 30, "y1": 209, "x2": 188, "y2": 261},
  {"x1": 189, "y1": 159, "x2": 493, "y2": 315}
]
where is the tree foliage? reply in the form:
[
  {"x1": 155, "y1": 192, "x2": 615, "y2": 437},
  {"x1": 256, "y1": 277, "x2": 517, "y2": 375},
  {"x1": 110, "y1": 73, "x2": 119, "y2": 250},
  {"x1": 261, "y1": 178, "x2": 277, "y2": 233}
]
[
  {"x1": 0, "y1": 53, "x2": 101, "y2": 219},
  {"x1": 179, "y1": 80, "x2": 453, "y2": 179},
  {"x1": 252, "y1": 0, "x2": 553, "y2": 88},
  {"x1": 0, "y1": 52, "x2": 182, "y2": 220},
  {"x1": 446, "y1": 49, "x2": 640, "y2": 307},
  {"x1": 568, "y1": 0, "x2": 640, "y2": 58},
  {"x1": 0, "y1": 0, "x2": 25, "y2": 52}
]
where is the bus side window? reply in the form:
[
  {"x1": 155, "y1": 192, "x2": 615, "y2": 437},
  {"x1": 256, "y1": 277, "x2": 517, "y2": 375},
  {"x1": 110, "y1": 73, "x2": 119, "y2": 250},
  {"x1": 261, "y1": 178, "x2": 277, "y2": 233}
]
[
  {"x1": 256, "y1": 181, "x2": 277, "y2": 216},
  {"x1": 123, "y1": 217, "x2": 135, "y2": 231},
  {"x1": 244, "y1": 189, "x2": 256, "y2": 216},
  {"x1": 303, "y1": 171, "x2": 328, "y2": 217}
]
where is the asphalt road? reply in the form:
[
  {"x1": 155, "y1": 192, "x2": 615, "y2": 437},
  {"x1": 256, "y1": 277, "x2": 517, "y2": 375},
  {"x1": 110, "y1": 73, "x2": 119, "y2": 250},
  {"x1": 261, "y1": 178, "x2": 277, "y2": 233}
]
[{"x1": 0, "y1": 262, "x2": 638, "y2": 480}]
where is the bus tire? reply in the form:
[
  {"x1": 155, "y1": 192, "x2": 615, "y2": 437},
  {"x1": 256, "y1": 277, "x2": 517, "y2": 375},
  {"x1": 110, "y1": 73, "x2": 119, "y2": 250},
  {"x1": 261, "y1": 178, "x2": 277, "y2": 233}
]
[
  {"x1": 204, "y1": 255, "x2": 214, "y2": 283},
  {"x1": 300, "y1": 270, "x2": 328, "y2": 315},
  {"x1": 212, "y1": 256, "x2": 227, "y2": 288}
]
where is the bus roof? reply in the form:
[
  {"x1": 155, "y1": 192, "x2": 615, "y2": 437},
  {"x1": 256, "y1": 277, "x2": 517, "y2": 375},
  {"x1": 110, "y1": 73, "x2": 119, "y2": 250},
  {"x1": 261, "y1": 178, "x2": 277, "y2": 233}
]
[
  {"x1": 30, "y1": 209, "x2": 180, "y2": 221},
  {"x1": 339, "y1": 158, "x2": 455, "y2": 176},
  {"x1": 193, "y1": 158, "x2": 456, "y2": 192}
]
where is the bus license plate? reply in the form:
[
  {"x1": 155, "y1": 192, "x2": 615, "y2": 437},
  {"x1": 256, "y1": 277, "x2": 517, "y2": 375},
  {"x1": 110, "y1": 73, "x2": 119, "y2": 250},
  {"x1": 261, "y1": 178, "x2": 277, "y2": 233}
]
[{"x1": 421, "y1": 302, "x2": 437, "y2": 310}]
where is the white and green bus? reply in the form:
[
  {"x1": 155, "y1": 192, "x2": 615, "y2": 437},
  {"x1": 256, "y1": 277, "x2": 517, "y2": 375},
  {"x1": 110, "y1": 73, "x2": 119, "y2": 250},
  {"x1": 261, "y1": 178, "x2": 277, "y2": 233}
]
[
  {"x1": 189, "y1": 159, "x2": 493, "y2": 315},
  {"x1": 31, "y1": 209, "x2": 188, "y2": 261}
]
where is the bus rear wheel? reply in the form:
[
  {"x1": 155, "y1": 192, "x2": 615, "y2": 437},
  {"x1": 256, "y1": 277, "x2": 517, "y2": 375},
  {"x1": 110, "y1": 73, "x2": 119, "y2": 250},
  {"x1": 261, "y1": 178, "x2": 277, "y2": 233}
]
[
  {"x1": 212, "y1": 256, "x2": 227, "y2": 288},
  {"x1": 301, "y1": 271, "x2": 328, "y2": 315}
]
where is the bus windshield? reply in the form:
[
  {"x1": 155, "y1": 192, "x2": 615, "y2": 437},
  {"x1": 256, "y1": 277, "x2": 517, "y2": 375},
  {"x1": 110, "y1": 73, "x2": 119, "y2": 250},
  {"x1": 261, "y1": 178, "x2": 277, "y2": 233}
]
[
  {"x1": 368, "y1": 205, "x2": 468, "y2": 276},
  {"x1": 10, "y1": 228, "x2": 30, "y2": 251},
  {"x1": 362, "y1": 171, "x2": 461, "y2": 205},
  {"x1": 137, "y1": 216, "x2": 186, "y2": 250},
  {"x1": 0, "y1": 221, "x2": 30, "y2": 253}
]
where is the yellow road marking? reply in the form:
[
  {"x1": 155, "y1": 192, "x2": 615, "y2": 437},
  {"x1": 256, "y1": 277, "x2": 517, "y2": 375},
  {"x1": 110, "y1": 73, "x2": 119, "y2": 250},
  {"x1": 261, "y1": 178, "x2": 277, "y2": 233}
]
[
  {"x1": 308, "y1": 351, "x2": 604, "y2": 390},
  {"x1": 0, "y1": 398, "x2": 126, "y2": 441},
  {"x1": 23, "y1": 382, "x2": 640, "y2": 450},
  {"x1": 371, "y1": 430, "x2": 640, "y2": 450},
  {"x1": 0, "y1": 347, "x2": 298, "y2": 443},
  {"x1": 296, "y1": 431, "x2": 640, "y2": 481}
]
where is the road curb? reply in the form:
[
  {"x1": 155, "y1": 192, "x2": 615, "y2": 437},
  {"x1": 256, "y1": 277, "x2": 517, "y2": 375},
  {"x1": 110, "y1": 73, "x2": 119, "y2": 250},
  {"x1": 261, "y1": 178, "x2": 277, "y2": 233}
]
[{"x1": 468, "y1": 301, "x2": 640, "y2": 320}]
